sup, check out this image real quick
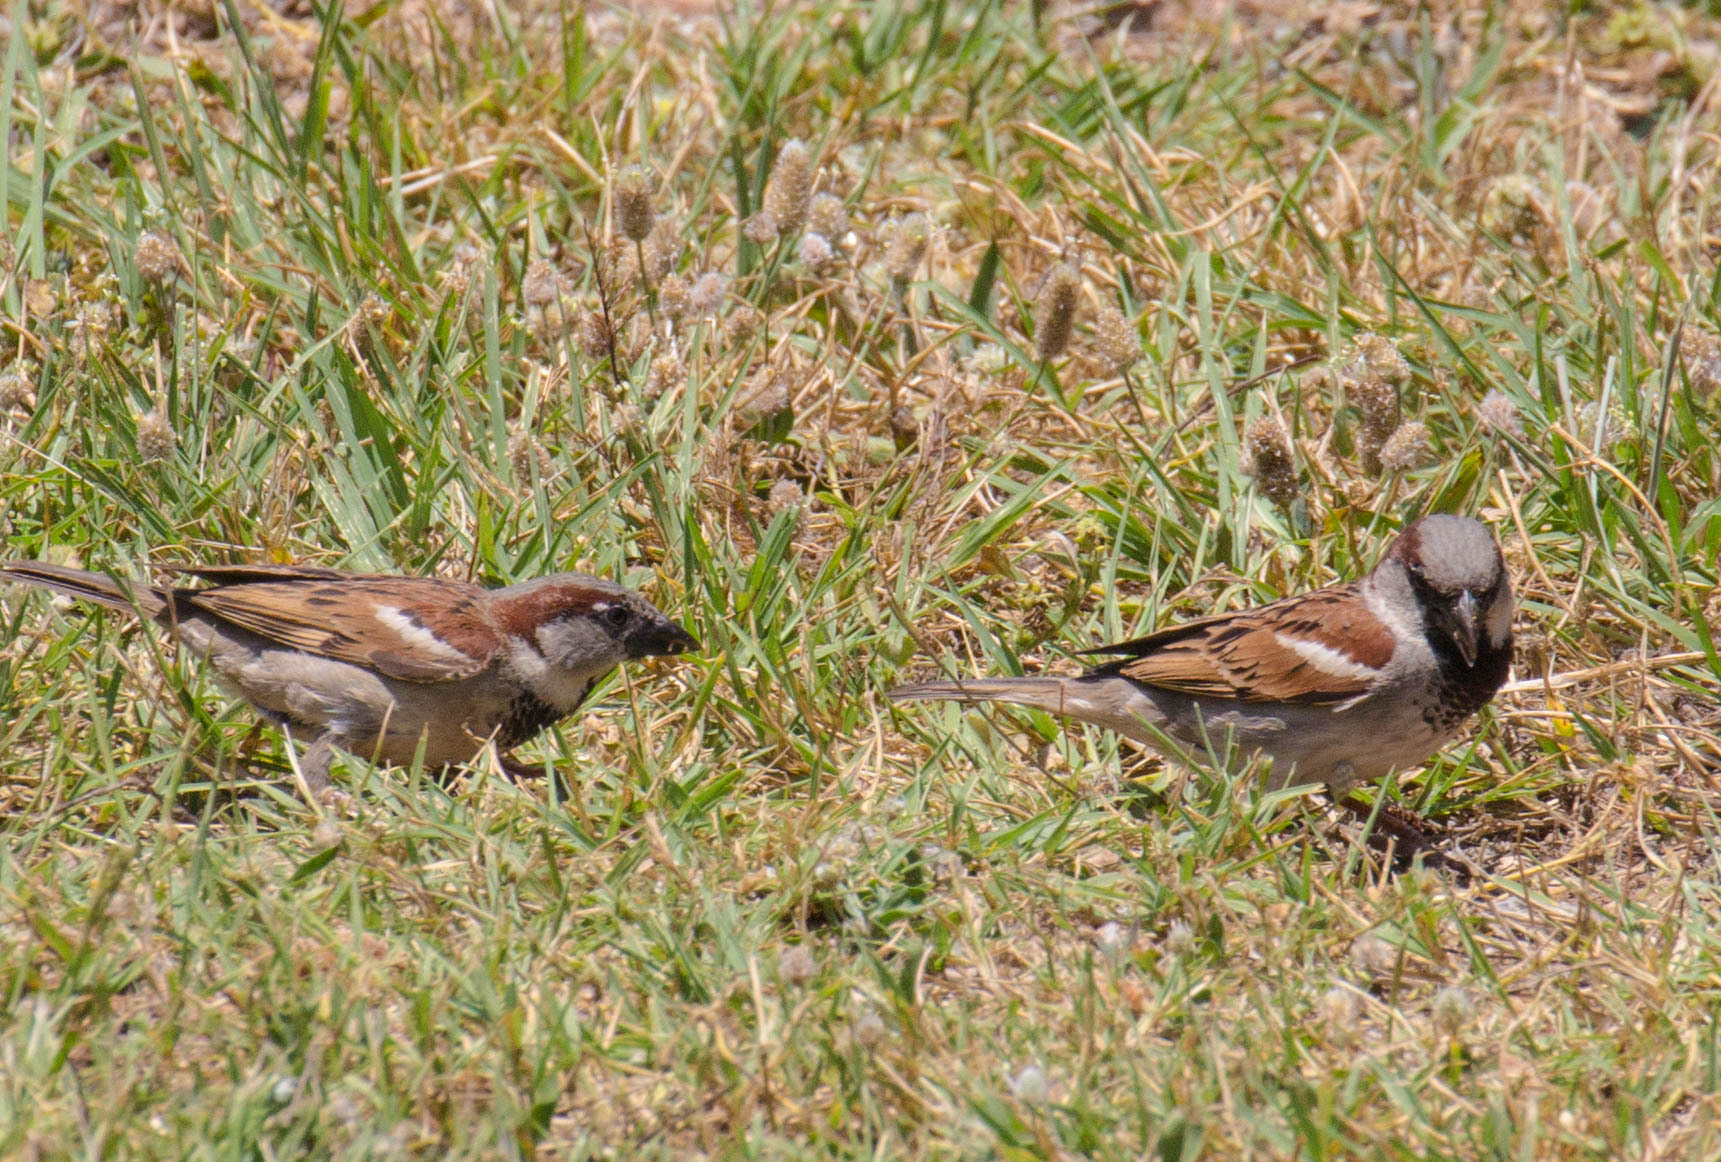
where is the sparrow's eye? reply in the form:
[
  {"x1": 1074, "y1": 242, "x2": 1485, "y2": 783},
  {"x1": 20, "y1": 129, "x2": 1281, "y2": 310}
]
[{"x1": 602, "y1": 605, "x2": 632, "y2": 629}]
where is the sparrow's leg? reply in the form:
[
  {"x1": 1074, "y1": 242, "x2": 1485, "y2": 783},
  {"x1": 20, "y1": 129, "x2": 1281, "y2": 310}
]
[
  {"x1": 496, "y1": 750, "x2": 575, "y2": 803},
  {"x1": 298, "y1": 733, "x2": 336, "y2": 794},
  {"x1": 496, "y1": 751, "x2": 545, "y2": 781}
]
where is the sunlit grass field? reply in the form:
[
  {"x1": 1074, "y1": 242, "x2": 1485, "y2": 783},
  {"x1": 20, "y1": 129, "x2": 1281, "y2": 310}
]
[{"x1": 2, "y1": 0, "x2": 1719, "y2": 1156}]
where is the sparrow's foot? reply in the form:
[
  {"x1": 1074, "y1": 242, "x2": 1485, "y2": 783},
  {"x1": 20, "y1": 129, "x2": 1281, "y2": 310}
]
[
  {"x1": 1332, "y1": 793, "x2": 1454, "y2": 874},
  {"x1": 495, "y1": 751, "x2": 575, "y2": 803},
  {"x1": 496, "y1": 752, "x2": 547, "y2": 782}
]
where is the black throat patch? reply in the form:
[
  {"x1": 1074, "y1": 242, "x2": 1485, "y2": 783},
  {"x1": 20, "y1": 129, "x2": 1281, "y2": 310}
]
[{"x1": 496, "y1": 677, "x2": 597, "y2": 748}]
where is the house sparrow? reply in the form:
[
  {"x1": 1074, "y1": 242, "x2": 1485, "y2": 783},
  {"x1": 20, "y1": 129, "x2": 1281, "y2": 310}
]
[
  {"x1": 1, "y1": 560, "x2": 698, "y2": 786},
  {"x1": 890, "y1": 515, "x2": 1513, "y2": 795}
]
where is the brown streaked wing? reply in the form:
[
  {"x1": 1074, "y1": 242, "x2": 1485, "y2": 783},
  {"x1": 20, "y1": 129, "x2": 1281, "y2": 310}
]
[
  {"x1": 1088, "y1": 583, "x2": 1393, "y2": 705},
  {"x1": 183, "y1": 577, "x2": 502, "y2": 682}
]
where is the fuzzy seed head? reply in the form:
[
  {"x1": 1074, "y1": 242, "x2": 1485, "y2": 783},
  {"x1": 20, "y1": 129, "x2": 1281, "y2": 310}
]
[
  {"x1": 725, "y1": 303, "x2": 763, "y2": 348},
  {"x1": 777, "y1": 944, "x2": 816, "y2": 985},
  {"x1": 1349, "y1": 375, "x2": 1401, "y2": 439},
  {"x1": 136, "y1": 407, "x2": 177, "y2": 462},
  {"x1": 851, "y1": 1007, "x2": 886, "y2": 1048},
  {"x1": 743, "y1": 211, "x2": 779, "y2": 245},
  {"x1": 766, "y1": 478, "x2": 805, "y2": 529},
  {"x1": 1477, "y1": 389, "x2": 1523, "y2": 438},
  {"x1": 657, "y1": 274, "x2": 691, "y2": 321},
  {"x1": 646, "y1": 354, "x2": 683, "y2": 401},
  {"x1": 441, "y1": 244, "x2": 480, "y2": 297},
  {"x1": 1344, "y1": 332, "x2": 1411, "y2": 387},
  {"x1": 737, "y1": 369, "x2": 790, "y2": 430},
  {"x1": 612, "y1": 164, "x2": 657, "y2": 243},
  {"x1": 808, "y1": 192, "x2": 848, "y2": 241},
  {"x1": 1431, "y1": 986, "x2": 1470, "y2": 1037},
  {"x1": 597, "y1": 238, "x2": 639, "y2": 298},
  {"x1": 1093, "y1": 305, "x2": 1142, "y2": 375},
  {"x1": 1577, "y1": 401, "x2": 1629, "y2": 452},
  {"x1": 133, "y1": 230, "x2": 183, "y2": 284},
  {"x1": 1032, "y1": 263, "x2": 1081, "y2": 363},
  {"x1": 508, "y1": 432, "x2": 550, "y2": 481},
  {"x1": 689, "y1": 272, "x2": 728, "y2": 317},
  {"x1": 577, "y1": 310, "x2": 616, "y2": 362},
  {"x1": 0, "y1": 366, "x2": 35, "y2": 414},
  {"x1": 1008, "y1": 1064, "x2": 1050, "y2": 1103},
  {"x1": 1314, "y1": 984, "x2": 1356, "y2": 1046},
  {"x1": 1480, "y1": 174, "x2": 1544, "y2": 239},
  {"x1": 522, "y1": 260, "x2": 561, "y2": 307},
  {"x1": 642, "y1": 221, "x2": 679, "y2": 285},
  {"x1": 357, "y1": 294, "x2": 389, "y2": 327},
  {"x1": 1349, "y1": 932, "x2": 1398, "y2": 980},
  {"x1": 1244, "y1": 417, "x2": 1300, "y2": 507},
  {"x1": 1680, "y1": 329, "x2": 1721, "y2": 399},
  {"x1": 884, "y1": 212, "x2": 930, "y2": 283},
  {"x1": 888, "y1": 405, "x2": 917, "y2": 451},
  {"x1": 797, "y1": 232, "x2": 834, "y2": 271},
  {"x1": 1376, "y1": 421, "x2": 1431, "y2": 472},
  {"x1": 1163, "y1": 919, "x2": 1196, "y2": 956},
  {"x1": 763, "y1": 139, "x2": 814, "y2": 236}
]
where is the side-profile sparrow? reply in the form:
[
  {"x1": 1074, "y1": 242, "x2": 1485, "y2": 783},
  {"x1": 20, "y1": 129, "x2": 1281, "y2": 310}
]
[
  {"x1": 890, "y1": 515, "x2": 1513, "y2": 794},
  {"x1": 2, "y1": 560, "x2": 698, "y2": 785}
]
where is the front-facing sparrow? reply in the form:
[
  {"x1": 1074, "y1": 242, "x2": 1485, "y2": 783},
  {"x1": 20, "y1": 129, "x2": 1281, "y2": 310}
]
[{"x1": 890, "y1": 515, "x2": 1513, "y2": 795}]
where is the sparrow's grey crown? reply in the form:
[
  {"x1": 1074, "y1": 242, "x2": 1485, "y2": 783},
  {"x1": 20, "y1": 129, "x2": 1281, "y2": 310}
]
[{"x1": 1394, "y1": 514, "x2": 1504, "y2": 596}]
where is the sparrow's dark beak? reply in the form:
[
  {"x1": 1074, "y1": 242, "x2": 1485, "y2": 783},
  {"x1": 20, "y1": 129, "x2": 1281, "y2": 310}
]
[
  {"x1": 1439, "y1": 590, "x2": 1480, "y2": 668},
  {"x1": 630, "y1": 618, "x2": 700, "y2": 659}
]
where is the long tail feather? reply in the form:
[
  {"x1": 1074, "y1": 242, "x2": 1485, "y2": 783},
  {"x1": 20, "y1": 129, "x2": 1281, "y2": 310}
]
[
  {"x1": 0, "y1": 562, "x2": 163, "y2": 618},
  {"x1": 888, "y1": 678, "x2": 1084, "y2": 715},
  {"x1": 890, "y1": 675, "x2": 1168, "y2": 746}
]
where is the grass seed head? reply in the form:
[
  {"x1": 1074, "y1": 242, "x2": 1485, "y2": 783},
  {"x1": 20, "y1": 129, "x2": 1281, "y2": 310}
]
[
  {"x1": 133, "y1": 230, "x2": 184, "y2": 284},
  {"x1": 726, "y1": 303, "x2": 762, "y2": 347},
  {"x1": 689, "y1": 272, "x2": 728, "y2": 316},
  {"x1": 613, "y1": 164, "x2": 657, "y2": 243},
  {"x1": 1032, "y1": 263, "x2": 1081, "y2": 363},
  {"x1": 851, "y1": 1006, "x2": 886, "y2": 1049},
  {"x1": 1163, "y1": 919, "x2": 1196, "y2": 956},
  {"x1": 646, "y1": 354, "x2": 683, "y2": 401},
  {"x1": 884, "y1": 212, "x2": 931, "y2": 284},
  {"x1": 522, "y1": 259, "x2": 561, "y2": 307},
  {"x1": 577, "y1": 309, "x2": 616, "y2": 362},
  {"x1": 1680, "y1": 328, "x2": 1721, "y2": 399},
  {"x1": 1244, "y1": 416, "x2": 1301, "y2": 507},
  {"x1": 1349, "y1": 932, "x2": 1398, "y2": 980},
  {"x1": 763, "y1": 139, "x2": 813, "y2": 236},
  {"x1": 1477, "y1": 389, "x2": 1523, "y2": 439},
  {"x1": 766, "y1": 478, "x2": 805, "y2": 530},
  {"x1": 1314, "y1": 987, "x2": 1363, "y2": 1048},
  {"x1": 1377, "y1": 421, "x2": 1431, "y2": 472},
  {"x1": 808, "y1": 192, "x2": 848, "y2": 241},
  {"x1": 135, "y1": 407, "x2": 177, "y2": 462},
  {"x1": 0, "y1": 365, "x2": 35, "y2": 414},
  {"x1": 1093, "y1": 304, "x2": 1142, "y2": 375},
  {"x1": 777, "y1": 944, "x2": 816, "y2": 985},
  {"x1": 743, "y1": 211, "x2": 779, "y2": 245},
  {"x1": 508, "y1": 432, "x2": 550, "y2": 481},
  {"x1": 1008, "y1": 1064, "x2": 1050, "y2": 1103},
  {"x1": 642, "y1": 220, "x2": 679, "y2": 285},
  {"x1": 1480, "y1": 174, "x2": 1544, "y2": 240},
  {"x1": 797, "y1": 232, "x2": 834, "y2": 271},
  {"x1": 1432, "y1": 986, "x2": 1470, "y2": 1037},
  {"x1": 657, "y1": 273, "x2": 691, "y2": 321}
]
